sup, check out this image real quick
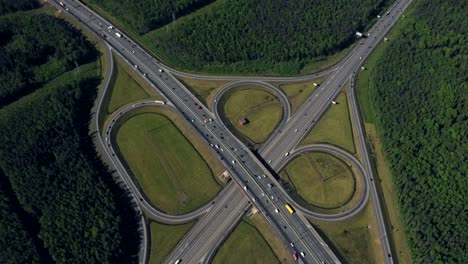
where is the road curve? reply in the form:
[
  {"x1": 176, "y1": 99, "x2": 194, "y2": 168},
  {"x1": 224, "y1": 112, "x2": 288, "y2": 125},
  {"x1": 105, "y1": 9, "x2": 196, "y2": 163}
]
[
  {"x1": 276, "y1": 144, "x2": 370, "y2": 221},
  {"x1": 211, "y1": 80, "x2": 291, "y2": 146},
  {"x1": 103, "y1": 100, "x2": 243, "y2": 224},
  {"x1": 86, "y1": 42, "x2": 150, "y2": 263}
]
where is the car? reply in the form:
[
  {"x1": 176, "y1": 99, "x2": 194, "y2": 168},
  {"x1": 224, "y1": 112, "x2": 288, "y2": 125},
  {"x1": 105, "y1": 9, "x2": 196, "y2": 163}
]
[
  {"x1": 215, "y1": 145, "x2": 219, "y2": 149},
  {"x1": 198, "y1": 105, "x2": 202, "y2": 109},
  {"x1": 174, "y1": 260, "x2": 182, "y2": 264},
  {"x1": 262, "y1": 174, "x2": 267, "y2": 178},
  {"x1": 231, "y1": 160, "x2": 236, "y2": 164},
  {"x1": 134, "y1": 65, "x2": 138, "y2": 68},
  {"x1": 292, "y1": 253, "x2": 298, "y2": 261},
  {"x1": 300, "y1": 252, "x2": 305, "y2": 257},
  {"x1": 274, "y1": 208, "x2": 279, "y2": 213},
  {"x1": 285, "y1": 152, "x2": 290, "y2": 156},
  {"x1": 243, "y1": 185, "x2": 247, "y2": 190},
  {"x1": 290, "y1": 242, "x2": 294, "y2": 247},
  {"x1": 294, "y1": 129, "x2": 298, "y2": 132},
  {"x1": 191, "y1": 119, "x2": 195, "y2": 122}
]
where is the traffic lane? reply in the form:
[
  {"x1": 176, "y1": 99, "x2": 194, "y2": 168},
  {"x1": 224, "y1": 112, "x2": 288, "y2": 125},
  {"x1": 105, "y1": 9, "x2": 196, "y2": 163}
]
[
  {"x1": 172, "y1": 189, "x2": 249, "y2": 264},
  {"x1": 166, "y1": 184, "x2": 248, "y2": 263}
]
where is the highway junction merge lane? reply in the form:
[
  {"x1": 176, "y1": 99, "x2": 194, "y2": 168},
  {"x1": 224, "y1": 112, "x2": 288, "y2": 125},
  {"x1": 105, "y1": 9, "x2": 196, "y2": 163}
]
[{"x1": 51, "y1": 0, "x2": 413, "y2": 263}]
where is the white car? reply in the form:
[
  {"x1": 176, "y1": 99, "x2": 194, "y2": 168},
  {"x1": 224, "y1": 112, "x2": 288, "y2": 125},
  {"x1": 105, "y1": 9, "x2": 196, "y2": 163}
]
[
  {"x1": 285, "y1": 152, "x2": 289, "y2": 156},
  {"x1": 243, "y1": 186, "x2": 247, "y2": 190},
  {"x1": 300, "y1": 252, "x2": 305, "y2": 257},
  {"x1": 274, "y1": 208, "x2": 279, "y2": 213},
  {"x1": 232, "y1": 160, "x2": 236, "y2": 164}
]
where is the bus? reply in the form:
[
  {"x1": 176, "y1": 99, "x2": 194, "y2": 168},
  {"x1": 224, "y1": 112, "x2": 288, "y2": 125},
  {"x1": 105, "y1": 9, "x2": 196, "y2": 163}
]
[{"x1": 285, "y1": 203, "x2": 295, "y2": 214}]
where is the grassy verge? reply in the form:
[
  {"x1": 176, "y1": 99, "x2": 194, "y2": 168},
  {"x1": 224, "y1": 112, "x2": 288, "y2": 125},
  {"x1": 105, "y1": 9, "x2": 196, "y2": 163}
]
[
  {"x1": 280, "y1": 152, "x2": 355, "y2": 209},
  {"x1": 311, "y1": 200, "x2": 384, "y2": 264},
  {"x1": 355, "y1": 5, "x2": 415, "y2": 263},
  {"x1": 149, "y1": 221, "x2": 194, "y2": 264},
  {"x1": 116, "y1": 112, "x2": 221, "y2": 214},
  {"x1": 106, "y1": 55, "x2": 150, "y2": 113},
  {"x1": 301, "y1": 92, "x2": 356, "y2": 154},
  {"x1": 270, "y1": 77, "x2": 326, "y2": 113},
  {"x1": 246, "y1": 214, "x2": 294, "y2": 264},
  {"x1": 299, "y1": 45, "x2": 355, "y2": 75},
  {"x1": 221, "y1": 87, "x2": 283, "y2": 147},
  {"x1": 213, "y1": 219, "x2": 279, "y2": 264},
  {"x1": 176, "y1": 76, "x2": 229, "y2": 109}
]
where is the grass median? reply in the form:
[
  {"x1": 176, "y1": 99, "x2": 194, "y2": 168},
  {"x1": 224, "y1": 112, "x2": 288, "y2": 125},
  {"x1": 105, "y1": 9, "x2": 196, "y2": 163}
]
[
  {"x1": 301, "y1": 92, "x2": 356, "y2": 154},
  {"x1": 213, "y1": 219, "x2": 280, "y2": 264},
  {"x1": 221, "y1": 87, "x2": 283, "y2": 147},
  {"x1": 149, "y1": 221, "x2": 194, "y2": 264},
  {"x1": 176, "y1": 76, "x2": 229, "y2": 109},
  {"x1": 280, "y1": 152, "x2": 355, "y2": 209},
  {"x1": 116, "y1": 112, "x2": 221, "y2": 214}
]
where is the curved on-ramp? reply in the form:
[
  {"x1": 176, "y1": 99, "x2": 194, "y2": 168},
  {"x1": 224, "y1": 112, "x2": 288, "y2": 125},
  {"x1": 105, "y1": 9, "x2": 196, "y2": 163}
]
[
  {"x1": 104, "y1": 100, "x2": 240, "y2": 224},
  {"x1": 275, "y1": 144, "x2": 370, "y2": 221}
]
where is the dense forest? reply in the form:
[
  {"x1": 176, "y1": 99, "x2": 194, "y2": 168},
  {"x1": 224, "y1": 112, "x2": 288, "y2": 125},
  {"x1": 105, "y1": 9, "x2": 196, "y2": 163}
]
[
  {"x1": 0, "y1": 176, "x2": 41, "y2": 264},
  {"x1": 368, "y1": 0, "x2": 467, "y2": 262},
  {"x1": 0, "y1": 8, "x2": 140, "y2": 264},
  {"x1": 144, "y1": 0, "x2": 390, "y2": 74},
  {"x1": 0, "y1": 0, "x2": 39, "y2": 15},
  {"x1": 0, "y1": 13, "x2": 98, "y2": 106},
  {"x1": 83, "y1": 0, "x2": 214, "y2": 34}
]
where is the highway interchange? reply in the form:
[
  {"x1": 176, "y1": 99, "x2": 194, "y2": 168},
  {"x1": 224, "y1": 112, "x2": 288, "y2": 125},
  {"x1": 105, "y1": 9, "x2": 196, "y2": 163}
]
[{"x1": 52, "y1": 0, "x2": 413, "y2": 263}]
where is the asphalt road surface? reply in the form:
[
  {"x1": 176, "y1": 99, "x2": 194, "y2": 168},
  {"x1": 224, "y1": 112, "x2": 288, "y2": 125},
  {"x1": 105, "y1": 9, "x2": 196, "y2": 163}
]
[{"x1": 52, "y1": 0, "x2": 413, "y2": 263}]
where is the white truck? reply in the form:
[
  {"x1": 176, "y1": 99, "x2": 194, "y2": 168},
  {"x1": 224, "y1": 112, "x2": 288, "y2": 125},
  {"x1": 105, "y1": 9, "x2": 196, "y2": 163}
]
[{"x1": 115, "y1": 32, "x2": 122, "y2": 38}]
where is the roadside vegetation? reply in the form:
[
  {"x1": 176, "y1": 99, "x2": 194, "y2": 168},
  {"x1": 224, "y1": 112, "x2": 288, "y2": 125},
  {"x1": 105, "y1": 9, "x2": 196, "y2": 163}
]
[
  {"x1": 106, "y1": 55, "x2": 150, "y2": 113},
  {"x1": 176, "y1": 75, "x2": 229, "y2": 108},
  {"x1": 360, "y1": 0, "x2": 467, "y2": 262},
  {"x1": 280, "y1": 152, "x2": 355, "y2": 209},
  {"x1": 272, "y1": 81, "x2": 316, "y2": 114},
  {"x1": 0, "y1": 4, "x2": 140, "y2": 263},
  {"x1": 246, "y1": 214, "x2": 293, "y2": 264},
  {"x1": 301, "y1": 92, "x2": 356, "y2": 154},
  {"x1": 149, "y1": 221, "x2": 194, "y2": 264},
  {"x1": 221, "y1": 87, "x2": 283, "y2": 147},
  {"x1": 142, "y1": 0, "x2": 392, "y2": 75},
  {"x1": 116, "y1": 112, "x2": 221, "y2": 214},
  {"x1": 311, "y1": 201, "x2": 385, "y2": 264},
  {"x1": 213, "y1": 219, "x2": 279, "y2": 264}
]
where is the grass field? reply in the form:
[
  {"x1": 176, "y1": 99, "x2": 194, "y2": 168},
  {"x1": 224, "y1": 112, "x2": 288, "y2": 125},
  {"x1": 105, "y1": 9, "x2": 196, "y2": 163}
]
[
  {"x1": 222, "y1": 87, "x2": 283, "y2": 146},
  {"x1": 213, "y1": 220, "x2": 279, "y2": 264},
  {"x1": 149, "y1": 221, "x2": 194, "y2": 264},
  {"x1": 311, "y1": 200, "x2": 384, "y2": 264},
  {"x1": 280, "y1": 152, "x2": 355, "y2": 209},
  {"x1": 116, "y1": 113, "x2": 221, "y2": 214},
  {"x1": 106, "y1": 55, "x2": 150, "y2": 113},
  {"x1": 301, "y1": 92, "x2": 356, "y2": 154},
  {"x1": 176, "y1": 76, "x2": 229, "y2": 109}
]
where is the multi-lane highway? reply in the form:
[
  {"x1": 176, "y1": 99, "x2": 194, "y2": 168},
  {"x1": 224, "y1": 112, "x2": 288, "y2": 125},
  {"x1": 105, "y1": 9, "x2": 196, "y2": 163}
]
[{"x1": 52, "y1": 0, "x2": 413, "y2": 263}]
